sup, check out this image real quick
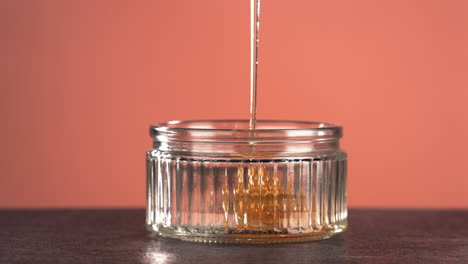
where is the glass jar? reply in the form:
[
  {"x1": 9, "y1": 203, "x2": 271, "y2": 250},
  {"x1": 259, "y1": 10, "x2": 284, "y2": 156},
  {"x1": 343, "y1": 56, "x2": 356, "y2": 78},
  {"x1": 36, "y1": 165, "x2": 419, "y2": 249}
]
[{"x1": 146, "y1": 120, "x2": 347, "y2": 243}]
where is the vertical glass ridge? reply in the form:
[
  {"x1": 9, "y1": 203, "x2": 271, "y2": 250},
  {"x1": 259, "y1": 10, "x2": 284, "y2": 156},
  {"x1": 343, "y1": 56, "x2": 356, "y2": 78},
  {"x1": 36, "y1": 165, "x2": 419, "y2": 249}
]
[{"x1": 147, "y1": 155, "x2": 347, "y2": 242}]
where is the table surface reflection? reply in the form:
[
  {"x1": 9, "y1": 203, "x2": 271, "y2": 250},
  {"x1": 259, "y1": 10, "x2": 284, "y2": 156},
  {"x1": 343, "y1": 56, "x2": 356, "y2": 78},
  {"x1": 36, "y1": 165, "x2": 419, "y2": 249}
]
[{"x1": 1, "y1": 209, "x2": 467, "y2": 263}]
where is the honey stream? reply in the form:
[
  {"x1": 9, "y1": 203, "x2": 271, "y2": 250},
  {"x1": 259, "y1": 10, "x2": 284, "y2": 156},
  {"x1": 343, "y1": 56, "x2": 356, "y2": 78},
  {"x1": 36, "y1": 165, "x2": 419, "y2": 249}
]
[{"x1": 249, "y1": 0, "x2": 260, "y2": 130}]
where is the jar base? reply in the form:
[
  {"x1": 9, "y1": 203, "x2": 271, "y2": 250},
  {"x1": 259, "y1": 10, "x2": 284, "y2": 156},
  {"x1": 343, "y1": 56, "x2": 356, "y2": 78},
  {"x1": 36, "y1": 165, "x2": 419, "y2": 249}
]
[{"x1": 147, "y1": 224, "x2": 347, "y2": 244}]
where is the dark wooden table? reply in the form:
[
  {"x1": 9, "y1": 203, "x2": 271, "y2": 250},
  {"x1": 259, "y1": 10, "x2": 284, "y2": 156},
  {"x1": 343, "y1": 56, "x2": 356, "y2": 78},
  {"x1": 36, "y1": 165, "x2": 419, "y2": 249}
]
[{"x1": 0, "y1": 209, "x2": 467, "y2": 263}]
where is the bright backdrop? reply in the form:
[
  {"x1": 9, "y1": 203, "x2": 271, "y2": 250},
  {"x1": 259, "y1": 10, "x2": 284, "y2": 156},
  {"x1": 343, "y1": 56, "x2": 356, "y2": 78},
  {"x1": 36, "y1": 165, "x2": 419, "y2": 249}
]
[{"x1": 1, "y1": 0, "x2": 467, "y2": 208}]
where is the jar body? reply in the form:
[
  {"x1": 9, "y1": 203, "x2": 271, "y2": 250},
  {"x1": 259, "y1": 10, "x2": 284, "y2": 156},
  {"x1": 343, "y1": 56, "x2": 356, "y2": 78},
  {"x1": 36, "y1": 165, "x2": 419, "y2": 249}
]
[{"x1": 146, "y1": 120, "x2": 347, "y2": 243}]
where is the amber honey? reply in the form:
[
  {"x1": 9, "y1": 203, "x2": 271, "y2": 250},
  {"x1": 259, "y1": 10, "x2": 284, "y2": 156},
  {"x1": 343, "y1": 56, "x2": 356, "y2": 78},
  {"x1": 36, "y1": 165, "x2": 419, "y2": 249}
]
[{"x1": 228, "y1": 165, "x2": 309, "y2": 232}]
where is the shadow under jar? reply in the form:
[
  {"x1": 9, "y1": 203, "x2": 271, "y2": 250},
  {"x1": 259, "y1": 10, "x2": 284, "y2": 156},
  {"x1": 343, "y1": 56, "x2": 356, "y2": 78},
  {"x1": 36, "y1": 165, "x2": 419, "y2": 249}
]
[{"x1": 146, "y1": 120, "x2": 347, "y2": 243}]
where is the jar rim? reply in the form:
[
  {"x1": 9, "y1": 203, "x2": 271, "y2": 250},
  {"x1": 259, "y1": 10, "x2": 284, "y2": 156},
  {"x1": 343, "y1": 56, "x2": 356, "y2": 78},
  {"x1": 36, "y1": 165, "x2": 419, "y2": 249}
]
[
  {"x1": 151, "y1": 119, "x2": 341, "y2": 133},
  {"x1": 150, "y1": 120, "x2": 343, "y2": 155}
]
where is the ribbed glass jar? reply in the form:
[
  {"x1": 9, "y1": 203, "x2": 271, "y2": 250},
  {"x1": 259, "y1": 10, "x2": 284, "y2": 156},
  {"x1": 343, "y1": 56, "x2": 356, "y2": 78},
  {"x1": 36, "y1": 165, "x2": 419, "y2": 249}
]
[{"x1": 146, "y1": 120, "x2": 347, "y2": 243}]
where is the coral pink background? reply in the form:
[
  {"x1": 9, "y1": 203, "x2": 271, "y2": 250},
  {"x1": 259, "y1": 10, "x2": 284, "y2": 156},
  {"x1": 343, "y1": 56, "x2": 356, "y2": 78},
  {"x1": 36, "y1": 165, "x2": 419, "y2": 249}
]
[{"x1": 1, "y1": 0, "x2": 467, "y2": 208}]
